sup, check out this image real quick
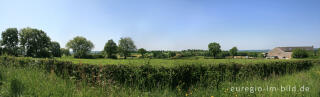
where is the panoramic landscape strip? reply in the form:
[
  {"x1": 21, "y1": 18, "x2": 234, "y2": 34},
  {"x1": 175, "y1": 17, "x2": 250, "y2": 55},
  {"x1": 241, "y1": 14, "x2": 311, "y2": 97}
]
[
  {"x1": 1, "y1": 0, "x2": 320, "y2": 97},
  {"x1": 0, "y1": 27, "x2": 319, "y2": 97}
]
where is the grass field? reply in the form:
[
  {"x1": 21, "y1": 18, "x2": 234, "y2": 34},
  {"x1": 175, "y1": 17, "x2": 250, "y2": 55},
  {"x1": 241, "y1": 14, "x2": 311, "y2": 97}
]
[{"x1": 0, "y1": 60, "x2": 319, "y2": 97}]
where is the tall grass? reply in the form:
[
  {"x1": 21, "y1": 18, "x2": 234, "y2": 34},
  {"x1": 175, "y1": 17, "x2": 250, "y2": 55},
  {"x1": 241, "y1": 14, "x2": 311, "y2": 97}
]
[{"x1": 0, "y1": 66, "x2": 110, "y2": 97}]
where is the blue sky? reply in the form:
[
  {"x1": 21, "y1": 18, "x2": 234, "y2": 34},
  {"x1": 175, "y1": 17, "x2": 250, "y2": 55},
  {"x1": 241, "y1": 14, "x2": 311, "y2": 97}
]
[{"x1": 0, "y1": 0, "x2": 319, "y2": 51}]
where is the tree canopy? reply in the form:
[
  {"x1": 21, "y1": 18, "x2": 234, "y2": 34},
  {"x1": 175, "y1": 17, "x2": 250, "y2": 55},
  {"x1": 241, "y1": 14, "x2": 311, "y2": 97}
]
[
  {"x1": 103, "y1": 39, "x2": 118, "y2": 59},
  {"x1": 208, "y1": 42, "x2": 221, "y2": 58},
  {"x1": 66, "y1": 36, "x2": 94, "y2": 58},
  {"x1": 292, "y1": 48, "x2": 308, "y2": 58},
  {"x1": 138, "y1": 48, "x2": 147, "y2": 58},
  {"x1": 229, "y1": 47, "x2": 238, "y2": 57},
  {"x1": 1, "y1": 28, "x2": 19, "y2": 56},
  {"x1": 118, "y1": 37, "x2": 136, "y2": 59},
  {"x1": 19, "y1": 27, "x2": 52, "y2": 57},
  {"x1": 50, "y1": 41, "x2": 61, "y2": 57}
]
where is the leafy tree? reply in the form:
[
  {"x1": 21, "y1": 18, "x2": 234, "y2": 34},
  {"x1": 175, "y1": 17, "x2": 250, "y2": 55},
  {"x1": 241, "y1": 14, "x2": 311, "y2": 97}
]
[
  {"x1": 19, "y1": 27, "x2": 51, "y2": 57},
  {"x1": 60, "y1": 48, "x2": 71, "y2": 56},
  {"x1": 138, "y1": 48, "x2": 147, "y2": 58},
  {"x1": 1, "y1": 28, "x2": 19, "y2": 56},
  {"x1": 118, "y1": 37, "x2": 136, "y2": 59},
  {"x1": 49, "y1": 41, "x2": 61, "y2": 57},
  {"x1": 208, "y1": 42, "x2": 221, "y2": 58},
  {"x1": 103, "y1": 39, "x2": 118, "y2": 59},
  {"x1": 66, "y1": 36, "x2": 94, "y2": 58},
  {"x1": 292, "y1": 48, "x2": 308, "y2": 58},
  {"x1": 229, "y1": 47, "x2": 238, "y2": 58}
]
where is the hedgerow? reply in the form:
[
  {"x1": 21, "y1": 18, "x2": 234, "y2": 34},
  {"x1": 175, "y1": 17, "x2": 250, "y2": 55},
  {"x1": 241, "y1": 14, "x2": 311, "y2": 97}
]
[{"x1": 0, "y1": 56, "x2": 313, "y2": 90}]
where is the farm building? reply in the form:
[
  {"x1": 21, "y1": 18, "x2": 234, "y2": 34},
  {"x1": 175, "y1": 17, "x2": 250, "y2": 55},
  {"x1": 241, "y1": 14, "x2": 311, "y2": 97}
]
[{"x1": 267, "y1": 46, "x2": 314, "y2": 59}]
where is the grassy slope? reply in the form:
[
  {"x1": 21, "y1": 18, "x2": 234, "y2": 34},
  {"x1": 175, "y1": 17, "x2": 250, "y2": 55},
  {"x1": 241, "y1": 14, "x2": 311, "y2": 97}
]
[{"x1": 0, "y1": 62, "x2": 319, "y2": 97}]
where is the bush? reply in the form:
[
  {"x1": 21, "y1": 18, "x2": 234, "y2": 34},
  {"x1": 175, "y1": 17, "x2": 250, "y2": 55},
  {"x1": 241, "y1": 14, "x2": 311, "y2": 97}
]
[{"x1": 292, "y1": 49, "x2": 309, "y2": 58}]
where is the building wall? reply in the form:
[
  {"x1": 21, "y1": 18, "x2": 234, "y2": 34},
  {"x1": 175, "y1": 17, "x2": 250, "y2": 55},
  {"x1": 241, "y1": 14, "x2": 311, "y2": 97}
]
[{"x1": 267, "y1": 48, "x2": 292, "y2": 59}]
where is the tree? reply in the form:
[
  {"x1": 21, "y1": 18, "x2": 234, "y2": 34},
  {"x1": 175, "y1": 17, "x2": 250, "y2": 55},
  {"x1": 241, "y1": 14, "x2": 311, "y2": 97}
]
[
  {"x1": 66, "y1": 36, "x2": 94, "y2": 58},
  {"x1": 19, "y1": 27, "x2": 52, "y2": 57},
  {"x1": 50, "y1": 41, "x2": 61, "y2": 57},
  {"x1": 208, "y1": 42, "x2": 221, "y2": 58},
  {"x1": 292, "y1": 48, "x2": 308, "y2": 58},
  {"x1": 60, "y1": 48, "x2": 71, "y2": 56},
  {"x1": 118, "y1": 37, "x2": 136, "y2": 59},
  {"x1": 138, "y1": 48, "x2": 147, "y2": 58},
  {"x1": 1, "y1": 28, "x2": 19, "y2": 56},
  {"x1": 229, "y1": 47, "x2": 238, "y2": 58},
  {"x1": 103, "y1": 39, "x2": 118, "y2": 59}
]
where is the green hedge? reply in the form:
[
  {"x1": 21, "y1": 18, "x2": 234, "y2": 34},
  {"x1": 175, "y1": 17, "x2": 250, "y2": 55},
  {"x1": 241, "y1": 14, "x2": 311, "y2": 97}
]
[{"x1": 0, "y1": 56, "x2": 313, "y2": 90}]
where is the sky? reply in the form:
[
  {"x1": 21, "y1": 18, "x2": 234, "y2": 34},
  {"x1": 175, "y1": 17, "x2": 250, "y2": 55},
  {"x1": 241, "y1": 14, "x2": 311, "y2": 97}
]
[{"x1": 0, "y1": 0, "x2": 320, "y2": 51}]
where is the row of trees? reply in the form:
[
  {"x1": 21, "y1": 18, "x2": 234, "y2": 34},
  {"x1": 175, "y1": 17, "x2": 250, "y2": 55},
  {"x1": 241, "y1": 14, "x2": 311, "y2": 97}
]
[
  {"x1": 2, "y1": 27, "x2": 318, "y2": 59},
  {"x1": 207, "y1": 42, "x2": 268, "y2": 58},
  {"x1": 1, "y1": 28, "x2": 62, "y2": 57},
  {"x1": 0, "y1": 27, "x2": 140, "y2": 59},
  {"x1": 101, "y1": 37, "x2": 136, "y2": 59},
  {"x1": 0, "y1": 27, "x2": 265, "y2": 59},
  {"x1": 208, "y1": 42, "x2": 241, "y2": 58},
  {"x1": 65, "y1": 36, "x2": 138, "y2": 59}
]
